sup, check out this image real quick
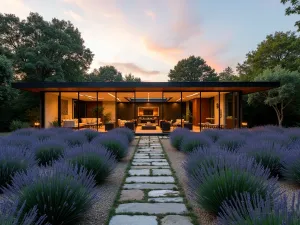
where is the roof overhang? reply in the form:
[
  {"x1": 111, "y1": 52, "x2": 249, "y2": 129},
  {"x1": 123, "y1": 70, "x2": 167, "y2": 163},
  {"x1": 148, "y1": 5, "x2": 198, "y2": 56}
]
[{"x1": 11, "y1": 81, "x2": 280, "y2": 94}]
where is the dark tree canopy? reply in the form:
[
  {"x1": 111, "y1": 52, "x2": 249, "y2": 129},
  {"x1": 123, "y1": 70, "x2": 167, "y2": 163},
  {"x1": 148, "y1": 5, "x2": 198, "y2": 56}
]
[
  {"x1": 88, "y1": 65, "x2": 123, "y2": 82},
  {"x1": 168, "y1": 56, "x2": 219, "y2": 82},
  {"x1": 218, "y1": 67, "x2": 239, "y2": 81},
  {"x1": 0, "y1": 55, "x2": 14, "y2": 101},
  {"x1": 281, "y1": 0, "x2": 300, "y2": 31},
  {"x1": 237, "y1": 31, "x2": 300, "y2": 80},
  {"x1": 124, "y1": 73, "x2": 141, "y2": 82},
  {"x1": 0, "y1": 12, "x2": 94, "y2": 82}
]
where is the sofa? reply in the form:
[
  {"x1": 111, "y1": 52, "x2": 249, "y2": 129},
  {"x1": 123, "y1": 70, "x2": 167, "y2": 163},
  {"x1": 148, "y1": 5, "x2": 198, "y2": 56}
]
[{"x1": 62, "y1": 118, "x2": 102, "y2": 128}]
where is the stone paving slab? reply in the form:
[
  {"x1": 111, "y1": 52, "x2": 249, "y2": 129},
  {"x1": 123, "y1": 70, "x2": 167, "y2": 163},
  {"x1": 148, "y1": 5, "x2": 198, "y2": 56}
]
[
  {"x1": 134, "y1": 156, "x2": 150, "y2": 159},
  {"x1": 150, "y1": 155, "x2": 165, "y2": 159},
  {"x1": 132, "y1": 162, "x2": 151, "y2": 166},
  {"x1": 152, "y1": 169, "x2": 172, "y2": 176},
  {"x1": 109, "y1": 215, "x2": 157, "y2": 225},
  {"x1": 115, "y1": 203, "x2": 187, "y2": 214},
  {"x1": 152, "y1": 162, "x2": 169, "y2": 166},
  {"x1": 161, "y1": 215, "x2": 193, "y2": 225},
  {"x1": 120, "y1": 190, "x2": 144, "y2": 201},
  {"x1": 123, "y1": 183, "x2": 177, "y2": 190},
  {"x1": 133, "y1": 159, "x2": 167, "y2": 162},
  {"x1": 126, "y1": 176, "x2": 175, "y2": 183},
  {"x1": 148, "y1": 190, "x2": 180, "y2": 197},
  {"x1": 129, "y1": 169, "x2": 150, "y2": 176},
  {"x1": 148, "y1": 197, "x2": 183, "y2": 203},
  {"x1": 131, "y1": 166, "x2": 170, "y2": 169}
]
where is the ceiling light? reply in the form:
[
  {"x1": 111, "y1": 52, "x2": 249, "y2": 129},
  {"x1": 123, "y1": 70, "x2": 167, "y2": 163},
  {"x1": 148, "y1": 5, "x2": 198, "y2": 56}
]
[
  {"x1": 186, "y1": 92, "x2": 199, "y2": 97},
  {"x1": 108, "y1": 93, "x2": 116, "y2": 98}
]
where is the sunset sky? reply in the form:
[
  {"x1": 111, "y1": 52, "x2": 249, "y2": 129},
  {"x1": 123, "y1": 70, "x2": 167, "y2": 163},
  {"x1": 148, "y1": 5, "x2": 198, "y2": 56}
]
[{"x1": 0, "y1": 0, "x2": 298, "y2": 81}]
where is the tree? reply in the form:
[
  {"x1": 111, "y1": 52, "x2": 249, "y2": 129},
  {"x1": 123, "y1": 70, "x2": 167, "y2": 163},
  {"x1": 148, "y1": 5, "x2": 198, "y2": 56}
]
[
  {"x1": 237, "y1": 31, "x2": 300, "y2": 81},
  {"x1": 88, "y1": 65, "x2": 123, "y2": 82},
  {"x1": 0, "y1": 55, "x2": 14, "y2": 101},
  {"x1": 168, "y1": 56, "x2": 219, "y2": 82},
  {"x1": 281, "y1": 0, "x2": 300, "y2": 31},
  {"x1": 124, "y1": 73, "x2": 141, "y2": 82},
  {"x1": 0, "y1": 12, "x2": 94, "y2": 82},
  {"x1": 248, "y1": 66, "x2": 300, "y2": 127},
  {"x1": 218, "y1": 67, "x2": 239, "y2": 81}
]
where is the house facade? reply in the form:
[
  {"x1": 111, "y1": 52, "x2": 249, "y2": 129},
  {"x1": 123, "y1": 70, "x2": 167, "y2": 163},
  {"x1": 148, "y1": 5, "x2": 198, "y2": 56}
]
[{"x1": 12, "y1": 81, "x2": 279, "y2": 133}]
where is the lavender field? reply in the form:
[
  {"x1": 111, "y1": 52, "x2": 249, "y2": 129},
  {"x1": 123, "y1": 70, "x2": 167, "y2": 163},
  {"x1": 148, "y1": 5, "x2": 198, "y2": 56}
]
[
  {"x1": 0, "y1": 127, "x2": 134, "y2": 225},
  {"x1": 170, "y1": 126, "x2": 300, "y2": 224}
]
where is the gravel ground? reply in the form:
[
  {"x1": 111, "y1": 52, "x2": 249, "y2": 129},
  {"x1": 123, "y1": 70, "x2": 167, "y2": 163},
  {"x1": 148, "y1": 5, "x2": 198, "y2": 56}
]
[
  {"x1": 161, "y1": 139, "x2": 300, "y2": 225},
  {"x1": 80, "y1": 138, "x2": 138, "y2": 225}
]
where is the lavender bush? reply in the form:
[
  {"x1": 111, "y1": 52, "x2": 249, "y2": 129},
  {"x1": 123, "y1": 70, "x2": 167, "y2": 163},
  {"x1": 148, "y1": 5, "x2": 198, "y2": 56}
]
[
  {"x1": 0, "y1": 146, "x2": 35, "y2": 192},
  {"x1": 180, "y1": 133, "x2": 212, "y2": 153},
  {"x1": 218, "y1": 192, "x2": 300, "y2": 225},
  {"x1": 78, "y1": 129, "x2": 100, "y2": 142},
  {"x1": 242, "y1": 142, "x2": 285, "y2": 177},
  {"x1": 202, "y1": 129, "x2": 222, "y2": 143},
  {"x1": 2, "y1": 162, "x2": 97, "y2": 225},
  {"x1": 170, "y1": 128, "x2": 190, "y2": 150},
  {"x1": 61, "y1": 131, "x2": 88, "y2": 147},
  {"x1": 0, "y1": 200, "x2": 47, "y2": 225},
  {"x1": 11, "y1": 128, "x2": 37, "y2": 136},
  {"x1": 46, "y1": 127, "x2": 73, "y2": 134},
  {"x1": 281, "y1": 150, "x2": 300, "y2": 185},
  {"x1": 32, "y1": 130, "x2": 56, "y2": 141},
  {"x1": 187, "y1": 155, "x2": 279, "y2": 214},
  {"x1": 1, "y1": 136, "x2": 36, "y2": 150},
  {"x1": 33, "y1": 140, "x2": 66, "y2": 166},
  {"x1": 110, "y1": 127, "x2": 135, "y2": 143},
  {"x1": 216, "y1": 133, "x2": 246, "y2": 152},
  {"x1": 66, "y1": 144, "x2": 117, "y2": 184},
  {"x1": 92, "y1": 133, "x2": 129, "y2": 160}
]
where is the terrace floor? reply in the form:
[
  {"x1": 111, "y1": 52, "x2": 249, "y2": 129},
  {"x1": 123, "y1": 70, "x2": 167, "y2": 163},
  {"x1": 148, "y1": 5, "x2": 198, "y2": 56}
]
[{"x1": 108, "y1": 136, "x2": 195, "y2": 225}]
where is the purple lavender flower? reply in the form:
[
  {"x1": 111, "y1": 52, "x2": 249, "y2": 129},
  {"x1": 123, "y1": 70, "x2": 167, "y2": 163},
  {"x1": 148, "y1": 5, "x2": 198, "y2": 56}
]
[
  {"x1": 0, "y1": 146, "x2": 35, "y2": 192},
  {"x1": 77, "y1": 129, "x2": 100, "y2": 142},
  {"x1": 110, "y1": 127, "x2": 135, "y2": 143},
  {"x1": 11, "y1": 128, "x2": 37, "y2": 136},
  {"x1": 1, "y1": 135, "x2": 37, "y2": 150},
  {"x1": 170, "y1": 128, "x2": 190, "y2": 150},
  {"x1": 218, "y1": 192, "x2": 300, "y2": 225},
  {"x1": 65, "y1": 143, "x2": 117, "y2": 184},
  {"x1": 187, "y1": 154, "x2": 280, "y2": 214},
  {"x1": 60, "y1": 131, "x2": 88, "y2": 147},
  {"x1": 216, "y1": 133, "x2": 246, "y2": 152},
  {"x1": 32, "y1": 130, "x2": 57, "y2": 141},
  {"x1": 92, "y1": 133, "x2": 129, "y2": 160},
  {"x1": 0, "y1": 200, "x2": 47, "y2": 225},
  {"x1": 281, "y1": 150, "x2": 300, "y2": 185},
  {"x1": 2, "y1": 162, "x2": 97, "y2": 225},
  {"x1": 180, "y1": 133, "x2": 212, "y2": 153},
  {"x1": 201, "y1": 129, "x2": 222, "y2": 143}
]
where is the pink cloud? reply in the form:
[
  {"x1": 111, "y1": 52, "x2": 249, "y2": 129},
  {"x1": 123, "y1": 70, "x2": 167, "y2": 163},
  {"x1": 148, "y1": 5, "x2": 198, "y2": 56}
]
[
  {"x1": 145, "y1": 10, "x2": 156, "y2": 20},
  {"x1": 0, "y1": 0, "x2": 31, "y2": 18},
  {"x1": 64, "y1": 10, "x2": 83, "y2": 22}
]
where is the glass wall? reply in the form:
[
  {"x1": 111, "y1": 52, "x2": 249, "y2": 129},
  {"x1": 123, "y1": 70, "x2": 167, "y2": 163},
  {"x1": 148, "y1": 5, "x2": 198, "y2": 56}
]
[{"x1": 43, "y1": 90, "x2": 242, "y2": 131}]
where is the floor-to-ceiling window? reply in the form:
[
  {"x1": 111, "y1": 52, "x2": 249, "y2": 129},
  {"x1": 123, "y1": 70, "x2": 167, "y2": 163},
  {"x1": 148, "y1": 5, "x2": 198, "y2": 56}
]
[
  {"x1": 182, "y1": 92, "x2": 200, "y2": 132},
  {"x1": 116, "y1": 92, "x2": 135, "y2": 131},
  {"x1": 163, "y1": 92, "x2": 183, "y2": 131}
]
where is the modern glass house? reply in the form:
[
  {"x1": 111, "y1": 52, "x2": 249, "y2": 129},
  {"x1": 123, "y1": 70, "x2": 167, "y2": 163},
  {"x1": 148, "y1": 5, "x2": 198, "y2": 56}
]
[{"x1": 12, "y1": 81, "x2": 279, "y2": 134}]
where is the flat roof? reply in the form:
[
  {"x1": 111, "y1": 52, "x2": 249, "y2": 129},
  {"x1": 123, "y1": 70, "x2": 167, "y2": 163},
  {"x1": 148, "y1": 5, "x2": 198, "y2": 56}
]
[{"x1": 11, "y1": 81, "x2": 280, "y2": 94}]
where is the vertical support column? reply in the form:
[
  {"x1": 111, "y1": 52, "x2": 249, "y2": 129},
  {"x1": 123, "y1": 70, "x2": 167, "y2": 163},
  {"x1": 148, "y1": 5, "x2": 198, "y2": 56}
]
[
  {"x1": 180, "y1": 92, "x2": 183, "y2": 127},
  {"x1": 134, "y1": 91, "x2": 136, "y2": 131},
  {"x1": 115, "y1": 92, "x2": 117, "y2": 128},
  {"x1": 218, "y1": 92, "x2": 221, "y2": 129},
  {"x1": 162, "y1": 92, "x2": 164, "y2": 122},
  {"x1": 199, "y1": 92, "x2": 202, "y2": 132},
  {"x1": 238, "y1": 91, "x2": 242, "y2": 128},
  {"x1": 58, "y1": 92, "x2": 61, "y2": 127},
  {"x1": 40, "y1": 92, "x2": 45, "y2": 128},
  {"x1": 96, "y1": 92, "x2": 99, "y2": 131},
  {"x1": 77, "y1": 92, "x2": 80, "y2": 130},
  {"x1": 232, "y1": 92, "x2": 236, "y2": 128}
]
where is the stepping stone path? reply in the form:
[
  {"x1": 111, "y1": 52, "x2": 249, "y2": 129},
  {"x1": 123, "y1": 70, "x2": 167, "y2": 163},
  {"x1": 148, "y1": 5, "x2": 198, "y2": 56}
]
[{"x1": 109, "y1": 136, "x2": 194, "y2": 225}]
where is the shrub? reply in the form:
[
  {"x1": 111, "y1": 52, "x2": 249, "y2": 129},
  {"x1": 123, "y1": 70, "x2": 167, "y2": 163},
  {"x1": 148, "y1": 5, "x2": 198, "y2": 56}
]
[
  {"x1": 110, "y1": 127, "x2": 134, "y2": 143},
  {"x1": 9, "y1": 120, "x2": 31, "y2": 132},
  {"x1": 66, "y1": 144, "x2": 117, "y2": 184},
  {"x1": 242, "y1": 142, "x2": 285, "y2": 177},
  {"x1": 3, "y1": 162, "x2": 97, "y2": 225},
  {"x1": 218, "y1": 192, "x2": 300, "y2": 225},
  {"x1": 0, "y1": 146, "x2": 35, "y2": 192},
  {"x1": 61, "y1": 132, "x2": 88, "y2": 147},
  {"x1": 202, "y1": 129, "x2": 222, "y2": 143},
  {"x1": 281, "y1": 150, "x2": 300, "y2": 185},
  {"x1": 78, "y1": 129, "x2": 100, "y2": 142},
  {"x1": 216, "y1": 134, "x2": 246, "y2": 152},
  {"x1": 92, "y1": 133, "x2": 128, "y2": 160},
  {"x1": 33, "y1": 140, "x2": 66, "y2": 166},
  {"x1": 1, "y1": 136, "x2": 36, "y2": 150},
  {"x1": 187, "y1": 155, "x2": 279, "y2": 214},
  {"x1": 170, "y1": 128, "x2": 190, "y2": 150},
  {"x1": 180, "y1": 133, "x2": 212, "y2": 153},
  {"x1": 284, "y1": 128, "x2": 300, "y2": 143},
  {"x1": 33, "y1": 130, "x2": 56, "y2": 141},
  {"x1": 0, "y1": 200, "x2": 46, "y2": 225},
  {"x1": 183, "y1": 147, "x2": 235, "y2": 178},
  {"x1": 256, "y1": 133, "x2": 290, "y2": 147},
  {"x1": 46, "y1": 127, "x2": 73, "y2": 134}
]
